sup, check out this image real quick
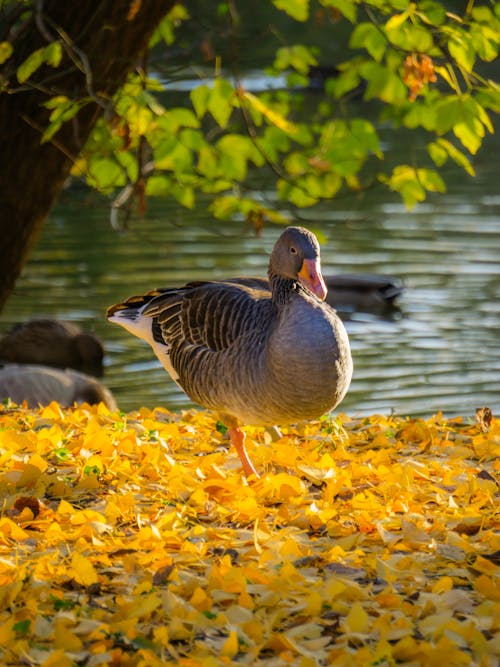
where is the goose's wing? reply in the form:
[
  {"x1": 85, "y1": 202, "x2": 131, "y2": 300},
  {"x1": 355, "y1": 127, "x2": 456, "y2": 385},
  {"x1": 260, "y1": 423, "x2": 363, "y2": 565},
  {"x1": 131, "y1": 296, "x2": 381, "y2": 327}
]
[{"x1": 141, "y1": 280, "x2": 272, "y2": 353}]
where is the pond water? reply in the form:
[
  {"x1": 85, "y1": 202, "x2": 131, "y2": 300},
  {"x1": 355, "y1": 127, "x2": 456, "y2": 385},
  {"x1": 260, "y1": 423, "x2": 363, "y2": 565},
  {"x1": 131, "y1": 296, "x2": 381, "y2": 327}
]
[{"x1": 3, "y1": 121, "x2": 499, "y2": 420}]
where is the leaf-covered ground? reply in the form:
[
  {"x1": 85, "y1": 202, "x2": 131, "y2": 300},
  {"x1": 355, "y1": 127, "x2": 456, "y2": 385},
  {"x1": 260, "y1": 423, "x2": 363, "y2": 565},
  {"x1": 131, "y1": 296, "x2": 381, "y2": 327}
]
[{"x1": 0, "y1": 403, "x2": 498, "y2": 667}]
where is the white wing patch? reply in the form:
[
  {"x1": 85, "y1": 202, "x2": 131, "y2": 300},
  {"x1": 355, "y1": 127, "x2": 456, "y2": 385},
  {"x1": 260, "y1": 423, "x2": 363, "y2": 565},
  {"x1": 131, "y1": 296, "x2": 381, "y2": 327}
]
[{"x1": 108, "y1": 307, "x2": 181, "y2": 385}]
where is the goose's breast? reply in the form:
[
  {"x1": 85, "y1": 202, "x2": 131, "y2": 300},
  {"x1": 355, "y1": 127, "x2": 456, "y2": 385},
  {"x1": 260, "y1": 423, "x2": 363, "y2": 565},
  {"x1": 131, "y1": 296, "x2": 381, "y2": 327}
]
[{"x1": 265, "y1": 301, "x2": 352, "y2": 419}]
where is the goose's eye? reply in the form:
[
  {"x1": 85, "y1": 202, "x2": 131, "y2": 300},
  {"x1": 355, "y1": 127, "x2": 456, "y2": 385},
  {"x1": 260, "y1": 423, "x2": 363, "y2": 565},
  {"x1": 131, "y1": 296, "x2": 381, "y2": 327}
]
[{"x1": 290, "y1": 246, "x2": 297, "y2": 254}]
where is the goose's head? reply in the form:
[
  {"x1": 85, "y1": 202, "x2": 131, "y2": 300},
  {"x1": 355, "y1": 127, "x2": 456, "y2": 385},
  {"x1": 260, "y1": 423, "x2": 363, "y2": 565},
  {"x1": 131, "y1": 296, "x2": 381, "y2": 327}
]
[{"x1": 269, "y1": 226, "x2": 327, "y2": 301}]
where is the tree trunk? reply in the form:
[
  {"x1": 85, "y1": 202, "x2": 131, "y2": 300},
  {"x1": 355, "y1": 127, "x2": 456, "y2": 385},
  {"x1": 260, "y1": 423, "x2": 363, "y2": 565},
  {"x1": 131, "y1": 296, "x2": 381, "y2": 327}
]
[{"x1": 0, "y1": 0, "x2": 174, "y2": 312}]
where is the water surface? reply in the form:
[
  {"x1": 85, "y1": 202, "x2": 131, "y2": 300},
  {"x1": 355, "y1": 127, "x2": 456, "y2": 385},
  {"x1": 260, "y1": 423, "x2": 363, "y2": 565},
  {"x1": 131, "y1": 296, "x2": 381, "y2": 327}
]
[{"x1": 3, "y1": 126, "x2": 499, "y2": 419}]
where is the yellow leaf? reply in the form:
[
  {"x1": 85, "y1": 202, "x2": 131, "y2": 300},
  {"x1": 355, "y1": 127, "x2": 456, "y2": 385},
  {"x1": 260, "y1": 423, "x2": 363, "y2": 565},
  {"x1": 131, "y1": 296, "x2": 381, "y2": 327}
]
[
  {"x1": 0, "y1": 517, "x2": 29, "y2": 542},
  {"x1": 119, "y1": 592, "x2": 162, "y2": 619},
  {"x1": 18, "y1": 463, "x2": 42, "y2": 487},
  {"x1": 325, "y1": 578, "x2": 347, "y2": 598},
  {"x1": 401, "y1": 518, "x2": 430, "y2": 547},
  {"x1": 241, "y1": 90, "x2": 298, "y2": 135},
  {"x1": 40, "y1": 649, "x2": 73, "y2": 667},
  {"x1": 220, "y1": 629, "x2": 239, "y2": 657},
  {"x1": 28, "y1": 452, "x2": 48, "y2": 471},
  {"x1": 54, "y1": 625, "x2": 83, "y2": 651},
  {"x1": 41, "y1": 402, "x2": 64, "y2": 420},
  {"x1": 431, "y1": 576, "x2": 454, "y2": 594},
  {"x1": 85, "y1": 453, "x2": 103, "y2": 473},
  {"x1": 70, "y1": 552, "x2": 98, "y2": 586},
  {"x1": 265, "y1": 472, "x2": 306, "y2": 499},
  {"x1": 0, "y1": 620, "x2": 15, "y2": 646},
  {"x1": 242, "y1": 619, "x2": 264, "y2": 643},
  {"x1": 190, "y1": 586, "x2": 212, "y2": 611},
  {"x1": 57, "y1": 499, "x2": 75, "y2": 515},
  {"x1": 304, "y1": 590, "x2": 323, "y2": 616},
  {"x1": 279, "y1": 538, "x2": 303, "y2": 558},
  {"x1": 475, "y1": 575, "x2": 500, "y2": 601},
  {"x1": 234, "y1": 495, "x2": 259, "y2": 519},
  {"x1": 238, "y1": 590, "x2": 254, "y2": 609},
  {"x1": 345, "y1": 602, "x2": 369, "y2": 633},
  {"x1": 473, "y1": 556, "x2": 500, "y2": 577}
]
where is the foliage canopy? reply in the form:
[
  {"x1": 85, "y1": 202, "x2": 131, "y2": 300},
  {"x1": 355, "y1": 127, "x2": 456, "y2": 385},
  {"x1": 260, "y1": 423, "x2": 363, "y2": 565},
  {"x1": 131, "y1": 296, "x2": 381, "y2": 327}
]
[{"x1": 1, "y1": 0, "x2": 499, "y2": 223}]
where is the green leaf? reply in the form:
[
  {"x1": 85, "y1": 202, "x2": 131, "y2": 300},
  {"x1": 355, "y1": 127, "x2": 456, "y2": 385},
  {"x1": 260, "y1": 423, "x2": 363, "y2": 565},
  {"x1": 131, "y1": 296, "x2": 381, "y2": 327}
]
[
  {"x1": 116, "y1": 150, "x2": 139, "y2": 182},
  {"x1": 0, "y1": 41, "x2": 13, "y2": 65},
  {"x1": 277, "y1": 179, "x2": 317, "y2": 207},
  {"x1": 428, "y1": 139, "x2": 475, "y2": 176},
  {"x1": 150, "y1": 5, "x2": 190, "y2": 47},
  {"x1": 361, "y1": 63, "x2": 407, "y2": 104},
  {"x1": 417, "y1": 168, "x2": 445, "y2": 193},
  {"x1": 381, "y1": 165, "x2": 446, "y2": 208},
  {"x1": 471, "y1": 6, "x2": 495, "y2": 24},
  {"x1": 404, "y1": 100, "x2": 437, "y2": 131},
  {"x1": 417, "y1": 0, "x2": 446, "y2": 26},
  {"x1": 470, "y1": 24, "x2": 499, "y2": 62},
  {"x1": 453, "y1": 118, "x2": 484, "y2": 154},
  {"x1": 272, "y1": 0, "x2": 309, "y2": 21},
  {"x1": 170, "y1": 182, "x2": 195, "y2": 208},
  {"x1": 475, "y1": 88, "x2": 500, "y2": 114},
  {"x1": 385, "y1": 12, "x2": 409, "y2": 32},
  {"x1": 435, "y1": 96, "x2": 463, "y2": 133},
  {"x1": 17, "y1": 47, "x2": 45, "y2": 83},
  {"x1": 386, "y1": 24, "x2": 434, "y2": 52},
  {"x1": 380, "y1": 165, "x2": 425, "y2": 209},
  {"x1": 216, "y1": 133, "x2": 266, "y2": 180},
  {"x1": 191, "y1": 84, "x2": 211, "y2": 118},
  {"x1": 169, "y1": 108, "x2": 200, "y2": 129},
  {"x1": 274, "y1": 45, "x2": 317, "y2": 74},
  {"x1": 448, "y1": 31, "x2": 476, "y2": 72},
  {"x1": 217, "y1": 134, "x2": 264, "y2": 168},
  {"x1": 146, "y1": 174, "x2": 171, "y2": 196},
  {"x1": 13, "y1": 619, "x2": 31, "y2": 636},
  {"x1": 321, "y1": 0, "x2": 358, "y2": 23},
  {"x1": 126, "y1": 105, "x2": 153, "y2": 136},
  {"x1": 216, "y1": 420, "x2": 228, "y2": 435},
  {"x1": 17, "y1": 42, "x2": 62, "y2": 83},
  {"x1": 210, "y1": 195, "x2": 273, "y2": 219},
  {"x1": 179, "y1": 128, "x2": 205, "y2": 152},
  {"x1": 44, "y1": 42, "x2": 62, "y2": 67},
  {"x1": 436, "y1": 95, "x2": 491, "y2": 153},
  {"x1": 41, "y1": 97, "x2": 83, "y2": 143},
  {"x1": 207, "y1": 79, "x2": 235, "y2": 128},
  {"x1": 349, "y1": 119, "x2": 381, "y2": 157},
  {"x1": 350, "y1": 23, "x2": 387, "y2": 62},
  {"x1": 219, "y1": 151, "x2": 247, "y2": 180},
  {"x1": 156, "y1": 109, "x2": 200, "y2": 137},
  {"x1": 427, "y1": 140, "x2": 448, "y2": 166},
  {"x1": 155, "y1": 139, "x2": 192, "y2": 171},
  {"x1": 326, "y1": 66, "x2": 361, "y2": 99},
  {"x1": 197, "y1": 145, "x2": 218, "y2": 177},
  {"x1": 88, "y1": 158, "x2": 124, "y2": 191},
  {"x1": 283, "y1": 151, "x2": 310, "y2": 176}
]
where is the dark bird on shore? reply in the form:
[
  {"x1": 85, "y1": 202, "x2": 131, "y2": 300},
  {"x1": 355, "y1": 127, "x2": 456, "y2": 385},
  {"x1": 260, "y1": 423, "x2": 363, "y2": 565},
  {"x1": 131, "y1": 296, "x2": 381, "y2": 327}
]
[
  {"x1": 0, "y1": 363, "x2": 117, "y2": 410},
  {"x1": 0, "y1": 319, "x2": 105, "y2": 375}
]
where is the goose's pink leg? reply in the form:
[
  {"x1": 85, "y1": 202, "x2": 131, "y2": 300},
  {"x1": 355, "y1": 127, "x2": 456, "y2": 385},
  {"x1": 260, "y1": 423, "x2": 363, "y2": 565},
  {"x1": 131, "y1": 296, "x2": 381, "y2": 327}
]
[{"x1": 228, "y1": 426, "x2": 260, "y2": 478}]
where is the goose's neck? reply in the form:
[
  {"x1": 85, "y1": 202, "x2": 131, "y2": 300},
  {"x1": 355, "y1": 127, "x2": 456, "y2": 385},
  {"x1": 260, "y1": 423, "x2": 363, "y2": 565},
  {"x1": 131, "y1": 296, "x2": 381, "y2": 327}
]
[{"x1": 268, "y1": 271, "x2": 297, "y2": 305}]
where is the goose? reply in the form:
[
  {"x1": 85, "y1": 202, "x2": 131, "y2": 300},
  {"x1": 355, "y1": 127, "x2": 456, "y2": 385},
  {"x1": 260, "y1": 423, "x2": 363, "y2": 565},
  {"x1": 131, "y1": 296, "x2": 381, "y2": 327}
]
[
  {"x1": 0, "y1": 363, "x2": 117, "y2": 410},
  {"x1": 107, "y1": 226, "x2": 353, "y2": 477},
  {"x1": 227, "y1": 274, "x2": 404, "y2": 316},
  {"x1": 0, "y1": 320, "x2": 104, "y2": 375},
  {"x1": 324, "y1": 273, "x2": 403, "y2": 314}
]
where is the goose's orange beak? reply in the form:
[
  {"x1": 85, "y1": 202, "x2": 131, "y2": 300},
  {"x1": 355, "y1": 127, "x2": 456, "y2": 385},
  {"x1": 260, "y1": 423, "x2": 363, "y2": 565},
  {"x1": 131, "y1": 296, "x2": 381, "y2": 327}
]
[{"x1": 298, "y1": 258, "x2": 327, "y2": 301}]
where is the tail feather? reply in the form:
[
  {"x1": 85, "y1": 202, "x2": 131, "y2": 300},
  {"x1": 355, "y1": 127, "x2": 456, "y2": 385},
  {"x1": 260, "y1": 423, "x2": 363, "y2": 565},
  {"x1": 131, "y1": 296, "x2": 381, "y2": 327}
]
[
  {"x1": 106, "y1": 289, "x2": 167, "y2": 319},
  {"x1": 106, "y1": 289, "x2": 181, "y2": 385}
]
